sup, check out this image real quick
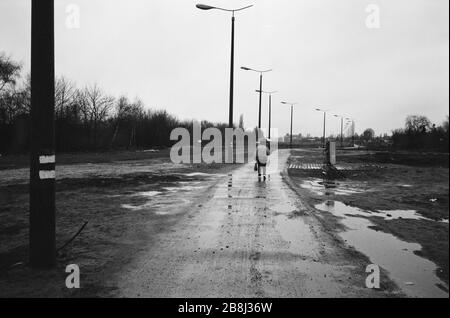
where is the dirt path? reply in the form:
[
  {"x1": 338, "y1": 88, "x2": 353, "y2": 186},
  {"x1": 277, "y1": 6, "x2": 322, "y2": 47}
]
[{"x1": 114, "y1": 150, "x2": 398, "y2": 297}]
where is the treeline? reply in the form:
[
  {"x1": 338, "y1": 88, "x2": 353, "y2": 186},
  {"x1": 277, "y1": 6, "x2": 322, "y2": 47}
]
[
  {"x1": 354, "y1": 115, "x2": 449, "y2": 152},
  {"x1": 391, "y1": 115, "x2": 449, "y2": 152},
  {"x1": 0, "y1": 53, "x2": 228, "y2": 154}
]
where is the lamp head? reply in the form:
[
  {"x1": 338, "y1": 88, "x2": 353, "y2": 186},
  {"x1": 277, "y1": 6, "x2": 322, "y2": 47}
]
[{"x1": 196, "y1": 4, "x2": 215, "y2": 10}]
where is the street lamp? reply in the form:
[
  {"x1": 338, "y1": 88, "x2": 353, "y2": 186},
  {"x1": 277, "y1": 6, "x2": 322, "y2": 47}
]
[
  {"x1": 196, "y1": 4, "x2": 253, "y2": 128},
  {"x1": 333, "y1": 114, "x2": 350, "y2": 148},
  {"x1": 256, "y1": 90, "x2": 277, "y2": 139},
  {"x1": 347, "y1": 118, "x2": 356, "y2": 147},
  {"x1": 282, "y1": 101, "x2": 298, "y2": 149},
  {"x1": 316, "y1": 108, "x2": 330, "y2": 148},
  {"x1": 241, "y1": 67, "x2": 272, "y2": 129}
]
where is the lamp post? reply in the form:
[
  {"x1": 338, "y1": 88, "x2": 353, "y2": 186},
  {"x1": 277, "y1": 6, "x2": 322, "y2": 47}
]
[
  {"x1": 333, "y1": 115, "x2": 351, "y2": 148},
  {"x1": 349, "y1": 118, "x2": 356, "y2": 147},
  {"x1": 241, "y1": 67, "x2": 272, "y2": 129},
  {"x1": 196, "y1": 4, "x2": 253, "y2": 128},
  {"x1": 344, "y1": 119, "x2": 352, "y2": 147},
  {"x1": 281, "y1": 102, "x2": 298, "y2": 149},
  {"x1": 256, "y1": 90, "x2": 277, "y2": 139},
  {"x1": 316, "y1": 108, "x2": 329, "y2": 148}
]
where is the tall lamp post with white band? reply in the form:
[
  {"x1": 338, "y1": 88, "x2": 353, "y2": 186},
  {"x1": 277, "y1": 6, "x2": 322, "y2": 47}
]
[{"x1": 30, "y1": 0, "x2": 56, "y2": 268}]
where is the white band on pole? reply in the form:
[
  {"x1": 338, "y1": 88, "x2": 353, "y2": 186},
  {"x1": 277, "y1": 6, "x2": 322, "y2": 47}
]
[
  {"x1": 39, "y1": 170, "x2": 55, "y2": 180},
  {"x1": 39, "y1": 155, "x2": 55, "y2": 164}
]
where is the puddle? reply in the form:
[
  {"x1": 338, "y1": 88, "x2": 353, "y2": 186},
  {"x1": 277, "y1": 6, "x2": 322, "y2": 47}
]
[
  {"x1": 376, "y1": 210, "x2": 435, "y2": 222},
  {"x1": 301, "y1": 178, "x2": 365, "y2": 196},
  {"x1": 164, "y1": 185, "x2": 205, "y2": 192},
  {"x1": 315, "y1": 201, "x2": 448, "y2": 298},
  {"x1": 121, "y1": 198, "x2": 190, "y2": 212},
  {"x1": 122, "y1": 182, "x2": 202, "y2": 212},
  {"x1": 182, "y1": 172, "x2": 217, "y2": 177},
  {"x1": 178, "y1": 181, "x2": 201, "y2": 185},
  {"x1": 121, "y1": 203, "x2": 151, "y2": 211},
  {"x1": 133, "y1": 191, "x2": 161, "y2": 197}
]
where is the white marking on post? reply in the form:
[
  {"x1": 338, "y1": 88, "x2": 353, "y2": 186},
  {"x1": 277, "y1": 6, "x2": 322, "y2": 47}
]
[
  {"x1": 39, "y1": 170, "x2": 55, "y2": 179},
  {"x1": 39, "y1": 155, "x2": 55, "y2": 164}
]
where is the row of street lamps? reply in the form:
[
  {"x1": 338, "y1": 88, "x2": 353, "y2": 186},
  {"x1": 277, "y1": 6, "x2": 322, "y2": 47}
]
[
  {"x1": 196, "y1": 3, "x2": 355, "y2": 149},
  {"x1": 316, "y1": 109, "x2": 354, "y2": 148}
]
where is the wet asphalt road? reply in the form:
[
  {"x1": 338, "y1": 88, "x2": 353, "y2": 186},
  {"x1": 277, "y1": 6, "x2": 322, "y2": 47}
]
[{"x1": 115, "y1": 150, "x2": 392, "y2": 297}]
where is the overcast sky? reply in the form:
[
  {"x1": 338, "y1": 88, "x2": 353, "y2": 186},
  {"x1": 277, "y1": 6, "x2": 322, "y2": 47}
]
[{"x1": 0, "y1": 0, "x2": 448, "y2": 137}]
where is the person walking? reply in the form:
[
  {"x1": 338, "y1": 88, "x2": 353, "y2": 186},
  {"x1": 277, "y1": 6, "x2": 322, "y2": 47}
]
[{"x1": 256, "y1": 139, "x2": 270, "y2": 180}]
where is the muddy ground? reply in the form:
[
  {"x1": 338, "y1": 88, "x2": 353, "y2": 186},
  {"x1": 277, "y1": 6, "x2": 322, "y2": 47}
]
[
  {"x1": 287, "y1": 148, "x2": 449, "y2": 295},
  {"x1": 0, "y1": 150, "x2": 242, "y2": 297},
  {"x1": 0, "y1": 148, "x2": 448, "y2": 297}
]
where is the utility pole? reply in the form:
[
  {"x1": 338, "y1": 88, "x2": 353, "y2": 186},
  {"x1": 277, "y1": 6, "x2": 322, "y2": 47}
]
[{"x1": 30, "y1": 0, "x2": 56, "y2": 268}]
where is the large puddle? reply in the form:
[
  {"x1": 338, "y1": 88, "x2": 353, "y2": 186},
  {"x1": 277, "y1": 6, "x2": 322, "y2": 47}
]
[
  {"x1": 315, "y1": 201, "x2": 448, "y2": 298},
  {"x1": 301, "y1": 178, "x2": 367, "y2": 196},
  {"x1": 119, "y1": 172, "x2": 218, "y2": 213}
]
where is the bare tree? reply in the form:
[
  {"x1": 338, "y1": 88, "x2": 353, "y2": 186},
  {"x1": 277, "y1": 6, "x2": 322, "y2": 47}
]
[
  {"x1": 0, "y1": 55, "x2": 26, "y2": 125},
  {"x1": 0, "y1": 78, "x2": 30, "y2": 124},
  {"x1": 110, "y1": 95, "x2": 132, "y2": 147},
  {"x1": 406, "y1": 115, "x2": 432, "y2": 133},
  {"x1": 363, "y1": 128, "x2": 375, "y2": 140},
  {"x1": 55, "y1": 76, "x2": 76, "y2": 120},
  {"x1": 78, "y1": 84, "x2": 114, "y2": 146},
  {"x1": 0, "y1": 52, "x2": 21, "y2": 93}
]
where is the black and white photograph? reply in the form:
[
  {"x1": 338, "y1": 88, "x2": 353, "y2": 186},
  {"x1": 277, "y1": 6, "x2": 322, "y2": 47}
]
[{"x1": 0, "y1": 0, "x2": 449, "y2": 304}]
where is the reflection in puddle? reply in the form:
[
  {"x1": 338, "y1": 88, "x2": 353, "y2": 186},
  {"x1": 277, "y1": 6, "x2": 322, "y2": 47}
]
[
  {"x1": 376, "y1": 210, "x2": 434, "y2": 222},
  {"x1": 301, "y1": 178, "x2": 365, "y2": 196},
  {"x1": 315, "y1": 201, "x2": 448, "y2": 298},
  {"x1": 164, "y1": 185, "x2": 205, "y2": 192},
  {"x1": 133, "y1": 191, "x2": 161, "y2": 197},
  {"x1": 121, "y1": 203, "x2": 151, "y2": 211},
  {"x1": 121, "y1": 180, "x2": 205, "y2": 213},
  {"x1": 121, "y1": 198, "x2": 190, "y2": 212},
  {"x1": 182, "y1": 172, "x2": 222, "y2": 177}
]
